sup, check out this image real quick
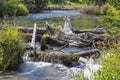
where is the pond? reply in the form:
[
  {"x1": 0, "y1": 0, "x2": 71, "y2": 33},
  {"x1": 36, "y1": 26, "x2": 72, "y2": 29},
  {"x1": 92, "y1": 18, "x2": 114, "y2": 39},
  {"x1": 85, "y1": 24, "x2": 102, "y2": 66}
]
[
  {"x1": 0, "y1": 10, "x2": 102, "y2": 80},
  {"x1": 2, "y1": 10, "x2": 100, "y2": 30}
]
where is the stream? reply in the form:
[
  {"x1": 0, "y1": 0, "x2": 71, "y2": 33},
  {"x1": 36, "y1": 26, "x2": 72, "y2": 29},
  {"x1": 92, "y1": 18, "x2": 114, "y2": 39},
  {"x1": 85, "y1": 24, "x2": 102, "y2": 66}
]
[
  {"x1": 0, "y1": 10, "x2": 102, "y2": 80},
  {"x1": 0, "y1": 58, "x2": 101, "y2": 80}
]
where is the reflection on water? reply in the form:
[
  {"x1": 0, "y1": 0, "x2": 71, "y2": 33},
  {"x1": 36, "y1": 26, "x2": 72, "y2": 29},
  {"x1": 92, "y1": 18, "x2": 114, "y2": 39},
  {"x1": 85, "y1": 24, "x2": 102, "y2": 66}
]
[
  {"x1": 27, "y1": 10, "x2": 80, "y2": 20},
  {"x1": 0, "y1": 10, "x2": 100, "y2": 30}
]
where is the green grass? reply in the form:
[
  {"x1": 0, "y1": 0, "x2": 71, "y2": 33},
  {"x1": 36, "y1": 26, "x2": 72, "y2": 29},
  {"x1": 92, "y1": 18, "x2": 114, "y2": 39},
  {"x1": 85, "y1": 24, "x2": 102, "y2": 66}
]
[
  {"x1": 47, "y1": 1, "x2": 85, "y2": 9},
  {"x1": 71, "y1": 43, "x2": 120, "y2": 80},
  {"x1": 94, "y1": 44, "x2": 120, "y2": 80}
]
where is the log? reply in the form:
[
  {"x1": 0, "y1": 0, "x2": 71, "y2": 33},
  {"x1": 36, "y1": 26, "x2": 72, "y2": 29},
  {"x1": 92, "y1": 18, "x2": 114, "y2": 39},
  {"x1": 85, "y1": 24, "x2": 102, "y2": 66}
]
[
  {"x1": 73, "y1": 28, "x2": 105, "y2": 34},
  {"x1": 24, "y1": 37, "x2": 66, "y2": 49},
  {"x1": 40, "y1": 37, "x2": 48, "y2": 51},
  {"x1": 22, "y1": 33, "x2": 106, "y2": 48},
  {"x1": 30, "y1": 23, "x2": 38, "y2": 61},
  {"x1": 45, "y1": 37, "x2": 66, "y2": 46},
  {"x1": 21, "y1": 33, "x2": 42, "y2": 41},
  {"x1": 31, "y1": 23, "x2": 37, "y2": 48},
  {"x1": 57, "y1": 32, "x2": 105, "y2": 41},
  {"x1": 25, "y1": 49, "x2": 100, "y2": 67},
  {"x1": 45, "y1": 22, "x2": 55, "y2": 36},
  {"x1": 62, "y1": 16, "x2": 73, "y2": 34},
  {"x1": 18, "y1": 27, "x2": 46, "y2": 34},
  {"x1": 73, "y1": 49, "x2": 99, "y2": 56},
  {"x1": 57, "y1": 33, "x2": 106, "y2": 48},
  {"x1": 18, "y1": 25, "x2": 106, "y2": 48},
  {"x1": 18, "y1": 27, "x2": 105, "y2": 35},
  {"x1": 68, "y1": 40, "x2": 92, "y2": 48},
  {"x1": 58, "y1": 43, "x2": 69, "y2": 51}
]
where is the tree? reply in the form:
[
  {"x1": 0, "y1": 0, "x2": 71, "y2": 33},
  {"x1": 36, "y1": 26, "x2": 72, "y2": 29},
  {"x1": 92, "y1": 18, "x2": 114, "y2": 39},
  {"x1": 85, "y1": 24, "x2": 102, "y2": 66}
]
[
  {"x1": 22, "y1": 0, "x2": 47, "y2": 12},
  {"x1": 49, "y1": 0, "x2": 66, "y2": 4},
  {"x1": 108, "y1": 0, "x2": 120, "y2": 9},
  {"x1": 0, "y1": 0, "x2": 28, "y2": 17},
  {"x1": 87, "y1": 0, "x2": 108, "y2": 6},
  {"x1": 35, "y1": 0, "x2": 47, "y2": 11}
]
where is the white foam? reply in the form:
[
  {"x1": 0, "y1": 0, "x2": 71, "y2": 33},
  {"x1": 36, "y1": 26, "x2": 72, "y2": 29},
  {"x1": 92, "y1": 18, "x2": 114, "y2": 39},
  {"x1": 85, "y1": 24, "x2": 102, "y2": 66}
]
[{"x1": 18, "y1": 58, "x2": 101, "y2": 80}]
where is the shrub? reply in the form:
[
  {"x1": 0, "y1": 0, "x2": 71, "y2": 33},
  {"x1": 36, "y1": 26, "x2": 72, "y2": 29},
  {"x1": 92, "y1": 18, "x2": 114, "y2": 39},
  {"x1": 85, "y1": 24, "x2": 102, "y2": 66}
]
[
  {"x1": 108, "y1": 0, "x2": 120, "y2": 9},
  {"x1": 22, "y1": 0, "x2": 47, "y2": 12},
  {"x1": 101, "y1": 3, "x2": 113, "y2": 15},
  {"x1": 49, "y1": 0, "x2": 64, "y2": 4},
  {"x1": 5, "y1": 4, "x2": 17, "y2": 16},
  {"x1": 81, "y1": 4, "x2": 101, "y2": 15},
  {"x1": 0, "y1": 23, "x2": 25, "y2": 70},
  {"x1": 71, "y1": 43, "x2": 120, "y2": 80},
  {"x1": 94, "y1": 44, "x2": 120, "y2": 80},
  {"x1": 0, "y1": 2, "x2": 29, "y2": 17},
  {"x1": 70, "y1": 0, "x2": 81, "y2": 3},
  {"x1": 0, "y1": 1, "x2": 5, "y2": 16},
  {"x1": 101, "y1": 8, "x2": 120, "y2": 35},
  {"x1": 107, "y1": 7, "x2": 118, "y2": 16},
  {"x1": 16, "y1": 3, "x2": 29, "y2": 16}
]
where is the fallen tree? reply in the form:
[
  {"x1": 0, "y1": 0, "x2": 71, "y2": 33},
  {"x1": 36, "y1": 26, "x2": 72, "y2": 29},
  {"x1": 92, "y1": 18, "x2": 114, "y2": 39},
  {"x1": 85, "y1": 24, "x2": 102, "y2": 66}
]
[
  {"x1": 18, "y1": 27, "x2": 46, "y2": 34},
  {"x1": 73, "y1": 28, "x2": 105, "y2": 34},
  {"x1": 20, "y1": 17, "x2": 118, "y2": 66},
  {"x1": 25, "y1": 49, "x2": 100, "y2": 67}
]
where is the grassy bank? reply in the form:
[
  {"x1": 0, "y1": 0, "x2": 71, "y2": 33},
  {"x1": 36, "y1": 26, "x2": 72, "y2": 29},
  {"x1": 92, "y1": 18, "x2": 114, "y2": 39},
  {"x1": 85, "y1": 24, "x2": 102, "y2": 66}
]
[
  {"x1": 71, "y1": 43, "x2": 120, "y2": 80},
  {"x1": 94, "y1": 43, "x2": 120, "y2": 80},
  {"x1": 47, "y1": 1, "x2": 85, "y2": 9},
  {"x1": 71, "y1": 1, "x2": 120, "y2": 79}
]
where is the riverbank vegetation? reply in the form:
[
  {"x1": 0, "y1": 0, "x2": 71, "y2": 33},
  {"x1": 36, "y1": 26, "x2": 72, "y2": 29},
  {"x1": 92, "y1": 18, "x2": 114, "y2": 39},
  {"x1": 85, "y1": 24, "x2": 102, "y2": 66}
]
[
  {"x1": 21, "y1": 0, "x2": 47, "y2": 12},
  {"x1": 0, "y1": 0, "x2": 119, "y2": 78},
  {"x1": 93, "y1": 1, "x2": 120, "y2": 79},
  {"x1": 0, "y1": 0, "x2": 29, "y2": 17},
  {"x1": 0, "y1": 22, "x2": 25, "y2": 71},
  {"x1": 47, "y1": 0, "x2": 84, "y2": 9},
  {"x1": 0, "y1": 0, "x2": 119, "y2": 16},
  {"x1": 94, "y1": 43, "x2": 120, "y2": 80},
  {"x1": 72, "y1": 43, "x2": 120, "y2": 80},
  {"x1": 70, "y1": 0, "x2": 120, "y2": 80},
  {"x1": 0, "y1": 0, "x2": 49, "y2": 17}
]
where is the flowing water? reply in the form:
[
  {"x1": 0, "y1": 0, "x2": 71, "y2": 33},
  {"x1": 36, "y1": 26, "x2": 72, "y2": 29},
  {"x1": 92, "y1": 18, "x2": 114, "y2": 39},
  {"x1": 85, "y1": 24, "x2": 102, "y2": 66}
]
[
  {"x1": 0, "y1": 57, "x2": 102, "y2": 80},
  {"x1": 0, "y1": 10, "x2": 102, "y2": 80}
]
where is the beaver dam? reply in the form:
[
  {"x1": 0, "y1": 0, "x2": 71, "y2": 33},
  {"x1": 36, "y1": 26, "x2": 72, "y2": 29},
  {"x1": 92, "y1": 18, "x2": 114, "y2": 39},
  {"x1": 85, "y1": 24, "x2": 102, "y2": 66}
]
[{"x1": 18, "y1": 16, "x2": 119, "y2": 67}]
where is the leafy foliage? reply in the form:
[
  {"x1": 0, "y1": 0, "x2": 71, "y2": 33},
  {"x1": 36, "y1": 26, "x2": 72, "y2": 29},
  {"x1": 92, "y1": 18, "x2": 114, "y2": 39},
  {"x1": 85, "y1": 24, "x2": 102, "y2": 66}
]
[
  {"x1": 16, "y1": 3, "x2": 29, "y2": 16},
  {"x1": 49, "y1": 0, "x2": 64, "y2": 4},
  {"x1": 81, "y1": 4, "x2": 100, "y2": 15},
  {"x1": 0, "y1": 23, "x2": 25, "y2": 70},
  {"x1": 101, "y1": 3, "x2": 113, "y2": 15},
  {"x1": 108, "y1": 0, "x2": 120, "y2": 9},
  {"x1": 94, "y1": 44, "x2": 120, "y2": 80},
  {"x1": 101, "y1": 7, "x2": 120, "y2": 35},
  {"x1": 22, "y1": 0, "x2": 47, "y2": 12},
  {"x1": 71, "y1": 43, "x2": 120, "y2": 80},
  {"x1": 0, "y1": 0, "x2": 29, "y2": 17}
]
